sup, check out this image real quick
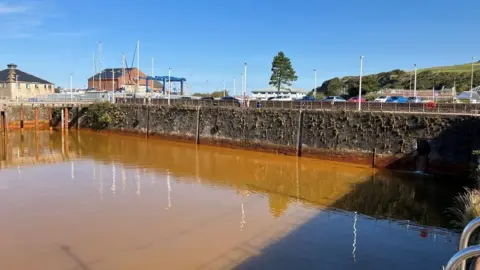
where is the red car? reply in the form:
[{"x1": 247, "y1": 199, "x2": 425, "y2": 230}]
[{"x1": 347, "y1": 97, "x2": 366, "y2": 103}]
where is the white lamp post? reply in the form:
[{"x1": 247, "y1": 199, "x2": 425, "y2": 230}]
[
  {"x1": 414, "y1": 64, "x2": 417, "y2": 97},
  {"x1": 358, "y1": 56, "x2": 364, "y2": 111},
  {"x1": 470, "y1": 56, "x2": 476, "y2": 103}
]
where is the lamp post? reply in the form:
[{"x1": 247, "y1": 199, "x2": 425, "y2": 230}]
[
  {"x1": 168, "y1": 68, "x2": 171, "y2": 105},
  {"x1": 111, "y1": 68, "x2": 115, "y2": 104},
  {"x1": 70, "y1": 74, "x2": 73, "y2": 102},
  {"x1": 314, "y1": 69, "x2": 317, "y2": 99},
  {"x1": 470, "y1": 56, "x2": 476, "y2": 103},
  {"x1": 358, "y1": 56, "x2": 364, "y2": 111},
  {"x1": 233, "y1": 77, "x2": 236, "y2": 96},
  {"x1": 223, "y1": 80, "x2": 226, "y2": 97},
  {"x1": 244, "y1": 63, "x2": 248, "y2": 105},
  {"x1": 241, "y1": 73, "x2": 244, "y2": 101},
  {"x1": 413, "y1": 64, "x2": 417, "y2": 98}
]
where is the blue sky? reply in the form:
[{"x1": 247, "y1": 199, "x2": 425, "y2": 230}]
[{"x1": 0, "y1": 0, "x2": 479, "y2": 93}]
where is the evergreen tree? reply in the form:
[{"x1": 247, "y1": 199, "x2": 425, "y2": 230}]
[{"x1": 269, "y1": 51, "x2": 298, "y2": 92}]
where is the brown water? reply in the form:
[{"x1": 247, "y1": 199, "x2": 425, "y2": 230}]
[{"x1": 0, "y1": 131, "x2": 462, "y2": 270}]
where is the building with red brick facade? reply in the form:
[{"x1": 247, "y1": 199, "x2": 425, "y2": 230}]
[{"x1": 87, "y1": 68, "x2": 162, "y2": 92}]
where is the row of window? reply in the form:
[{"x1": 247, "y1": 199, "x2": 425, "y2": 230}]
[
  {"x1": 1, "y1": 83, "x2": 52, "y2": 89},
  {"x1": 25, "y1": 84, "x2": 52, "y2": 89}
]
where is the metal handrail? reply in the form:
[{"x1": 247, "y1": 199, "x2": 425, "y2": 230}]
[
  {"x1": 460, "y1": 217, "x2": 480, "y2": 251},
  {"x1": 457, "y1": 217, "x2": 480, "y2": 269},
  {"x1": 444, "y1": 246, "x2": 480, "y2": 270}
]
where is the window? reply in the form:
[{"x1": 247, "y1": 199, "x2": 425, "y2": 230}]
[
  {"x1": 44, "y1": 85, "x2": 47, "y2": 89},
  {"x1": 26, "y1": 84, "x2": 30, "y2": 89},
  {"x1": 35, "y1": 84, "x2": 39, "y2": 89}
]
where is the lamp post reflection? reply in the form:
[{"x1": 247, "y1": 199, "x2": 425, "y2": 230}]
[
  {"x1": 240, "y1": 190, "x2": 249, "y2": 231},
  {"x1": 71, "y1": 160, "x2": 75, "y2": 182},
  {"x1": 136, "y1": 168, "x2": 141, "y2": 197},
  {"x1": 122, "y1": 166, "x2": 126, "y2": 195},
  {"x1": 111, "y1": 161, "x2": 116, "y2": 195},
  {"x1": 99, "y1": 165, "x2": 104, "y2": 201},
  {"x1": 166, "y1": 170, "x2": 172, "y2": 211},
  {"x1": 352, "y1": 211, "x2": 358, "y2": 263}
]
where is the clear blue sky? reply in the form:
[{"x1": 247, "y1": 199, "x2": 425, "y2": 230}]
[{"x1": 1, "y1": 0, "x2": 479, "y2": 93}]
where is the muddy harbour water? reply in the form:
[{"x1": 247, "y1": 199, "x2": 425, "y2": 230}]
[{"x1": 0, "y1": 131, "x2": 466, "y2": 269}]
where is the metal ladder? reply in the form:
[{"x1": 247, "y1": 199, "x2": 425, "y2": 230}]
[{"x1": 445, "y1": 217, "x2": 480, "y2": 270}]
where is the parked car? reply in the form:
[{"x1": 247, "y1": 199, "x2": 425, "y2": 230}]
[
  {"x1": 271, "y1": 96, "x2": 293, "y2": 101},
  {"x1": 374, "y1": 96, "x2": 390, "y2": 103},
  {"x1": 220, "y1": 96, "x2": 240, "y2": 105},
  {"x1": 300, "y1": 95, "x2": 316, "y2": 101},
  {"x1": 386, "y1": 96, "x2": 408, "y2": 103},
  {"x1": 322, "y1": 96, "x2": 346, "y2": 102},
  {"x1": 347, "y1": 97, "x2": 366, "y2": 103},
  {"x1": 407, "y1": 97, "x2": 422, "y2": 103},
  {"x1": 200, "y1": 96, "x2": 214, "y2": 100},
  {"x1": 180, "y1": 96, "x2": 192, "y2": 100},
  {"x1": 220, "y1": 96, "x2": 237, "y2": 101}
]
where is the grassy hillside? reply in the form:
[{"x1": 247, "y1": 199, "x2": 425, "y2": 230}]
[
  {"x1": 316, "y1": 62, "x2": 480, "y2": 97},
  {"x1": 421, "y1": 63, "x2": 477, "y2": 73}
]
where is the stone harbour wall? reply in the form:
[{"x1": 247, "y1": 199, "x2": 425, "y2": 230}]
[{"x1": 2, "y1": 103, "x2": 480, "y2": 175}]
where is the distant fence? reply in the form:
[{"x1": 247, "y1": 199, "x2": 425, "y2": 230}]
[
  {"x1": 116, "y1": 98, "x2": 242, "y2": 107},
  {"x1": 250, "y1": 101, "x2": 480, "y2": 115},
  {"x1": 114, "y1": 98, "x2": 480, "y2": 115}
]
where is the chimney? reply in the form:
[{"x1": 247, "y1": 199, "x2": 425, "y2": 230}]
[{"x1": 7, "y1": 64, "x2": 17, "y2": 83}]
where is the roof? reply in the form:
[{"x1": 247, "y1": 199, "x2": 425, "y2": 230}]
[
  {"x1": 252, "y1": 86, "x2": 308, "y2": 93},
  {"x1": 457, "y1": 91, "x2": 480, "y2": 100},
  {"x1": 88, "y1": 68, "x2": 137, "y2": 80},
  {"x1": 0, "y1": 67, "x2": 53, "y2": 84}
]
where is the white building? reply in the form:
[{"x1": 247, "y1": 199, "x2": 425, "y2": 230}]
[
  {"x1": 251, "y1": 86, "x2": 308, "y2": 100},
  {"x1": 0, "y1": 64, "x2": 54, "y2": 100}
]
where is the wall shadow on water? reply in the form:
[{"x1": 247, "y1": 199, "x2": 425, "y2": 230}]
[
  {"x1": 1, "y1": 131, "x2": 468, "y2": 270},
  {"x1": 234, "y1": 171, "x2": 463, "y2": 270},
  {"x1": 383, "y1": 115, "x2": 480, "y2": 179}
]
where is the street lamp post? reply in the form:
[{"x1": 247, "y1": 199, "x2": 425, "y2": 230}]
[
  {"x1": 470, "y1": 56, "x2": 476, "y2": 103},
  {"x1": 358, "y1": 56, "x2": 364, "y2": 111},
  {"x1": 233, "y1": 77, "x2": 236, "y2": 96},
  {"x1": 168, "y1": 68, "x2": 171, "y2": 106},
  {"x1": 70, "y1": 74, "x2": 73, "y2": 102},
  {"x1": 314, "y1": 69, "x2": 317, "y2": 99},
  {"x1": 413, "y1": 64, "x2": 417, "y2": 98},
  {"x1": 223, "y1": 80, "x2": 226, "y2": 97},
  {"x1": 244, "y1": 63, "x2": 248, "y2": 106},
  {"x1": 111, "y1": 68, "x2": 115, "y2": 104},
  {"x1": 241, "y1": 73, "x2": 244, "y2": 101}
]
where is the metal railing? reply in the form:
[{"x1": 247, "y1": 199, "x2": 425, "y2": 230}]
[
  {"x1": 250, "y1": 101, "x2": 480, "y2": 115},
  {"x1": 115, "y1": 98, "x2": 242, "y2": 107},
  {"x1": 445, "y1": 217, "x2": 480, "y2": 269},
  {"x1": 115, "y1": 98, "x2": 480, "y2": 115},
  {"x1": 445, "y1": 246, "x2": 480, "y2": 270}
]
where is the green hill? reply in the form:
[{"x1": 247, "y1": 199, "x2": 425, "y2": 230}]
[
  {"x1": 421, "y1": 63, "x2": 476, "y2": 73},
  {"x1": 316, "y1": 62, "x2": 480, "y2": 98}
]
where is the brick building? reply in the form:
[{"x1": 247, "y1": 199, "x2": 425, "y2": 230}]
[
  {"x1": 87, "y1": 68, "x2": 162, "y2": 92},
  {"x1": 0, "y1": 64, "x2": 54, "y2": 100}
]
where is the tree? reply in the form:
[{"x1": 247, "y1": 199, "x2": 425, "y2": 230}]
[
  {"x1": 269, "y1": 51, "x2": 298, "y2": 92},
  {"x1": 211, "y1": 90, "x2": 228, "y2": 98},
  {"x1": 325, "y1": 78, "x2": 343, "y2": 96},
  {"x1": 192, "y1": 93, "x2": 209, "y2": 97},
  {"x1": 347, "y1": 76, "x2": 379, "y2": 96}
]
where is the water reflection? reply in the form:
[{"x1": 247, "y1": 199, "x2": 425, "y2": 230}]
[
  {"x1": 0, "y1": 131, "x2": 464, "y2": 270},
  {"x1": 166, "y1": 170, "x2": 172, "y2": 211}
]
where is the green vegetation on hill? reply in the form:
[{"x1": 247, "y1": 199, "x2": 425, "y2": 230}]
[{"x1": 317, "y1": 63, "x2": 480, "y2": 97}]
